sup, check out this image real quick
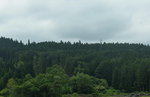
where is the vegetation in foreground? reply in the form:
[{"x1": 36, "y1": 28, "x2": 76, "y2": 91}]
[{"x1": 0, "y1": 65, "x2": 110, "y2": 97}]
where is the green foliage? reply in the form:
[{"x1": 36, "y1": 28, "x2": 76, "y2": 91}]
[
  {"x1": 70, "y1": 73, "x2": 94, "y2": 93},
  {"x1": 74, "y1": 65, "x2": 85, "y2": 74},
  {"x1": 7, "y1": 78, "x2": 18, "y2": 97},
  {"x1": 71, "y1": 93, "x2": 79, "y2": 97},
  {"x1": 0, "y1": 37, "x2": 150, "y2": 96},
  {"x1": 70, "y1": 73, "x2": 108, "y2": 94},
  {"x1": 63, "y1": 93, "x2": 79, "y2": 97},
  {"x1": 104, "y1": 88, "x2": 120, "y2": 96},
  {"x1": 0, "y1": 88, "x2": 9, "y2": 96},
  {"x1": 23, "y1": 74, "x2": 33, "y2": 82},
  {"x1": 4, "y1": 65, "x2": 71, "y2": 97}
]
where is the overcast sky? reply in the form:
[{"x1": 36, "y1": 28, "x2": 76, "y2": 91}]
[{"x1": 0, "y1": 0, "x2": 150, "y2": 43}]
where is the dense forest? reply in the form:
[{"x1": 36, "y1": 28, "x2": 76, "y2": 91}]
[{"x1": 0, "y1": 37, "x2": 150, "y2": 97}]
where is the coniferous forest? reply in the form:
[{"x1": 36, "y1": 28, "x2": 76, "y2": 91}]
[{"x1": 0, "y1": 37, "x2": 150, "y2": 97}]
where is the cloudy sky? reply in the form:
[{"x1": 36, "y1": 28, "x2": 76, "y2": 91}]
[{"x1": 0, "y1": 0, "x2": 150, "y2": 43}]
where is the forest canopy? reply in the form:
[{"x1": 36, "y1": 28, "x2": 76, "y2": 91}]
[{"x1": 0, "y1": 37, "x2": 150, "y2": 97}]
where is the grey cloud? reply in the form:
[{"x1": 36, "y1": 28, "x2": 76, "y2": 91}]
[
  {"x1": 0, "y1": 0, "x2": 150, "y2": 43},
  {"x1": 53, "y1": 4, "x2": 131, "y2": 41}
]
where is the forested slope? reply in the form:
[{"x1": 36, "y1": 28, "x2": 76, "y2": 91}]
[{"x1": 0, "y1": 37, "x2": 150, "y2": 96}]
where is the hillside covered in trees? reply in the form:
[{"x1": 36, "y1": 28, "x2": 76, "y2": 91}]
[{"x1": 0, "y1": 37, "x2": 150, "y2": 97}]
